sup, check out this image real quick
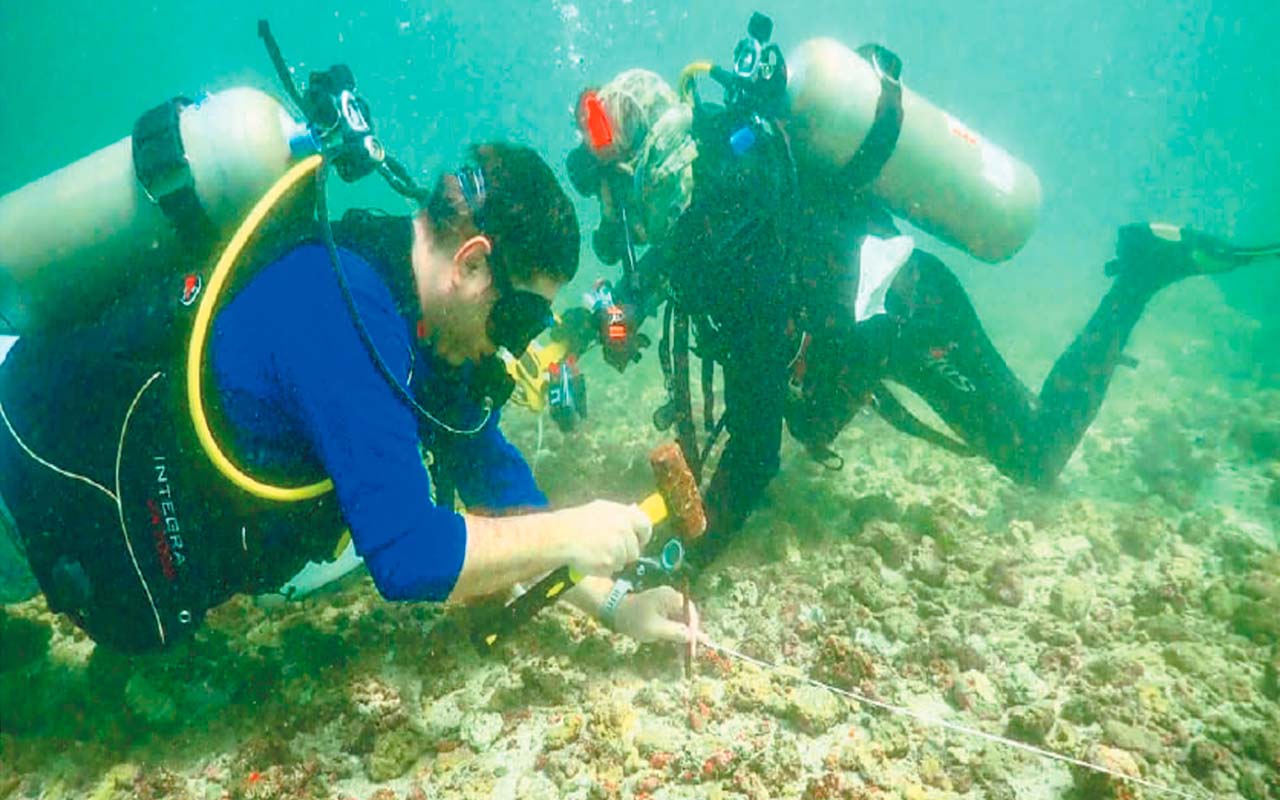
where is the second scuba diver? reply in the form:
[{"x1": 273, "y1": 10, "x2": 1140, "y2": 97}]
[
  {"x1": 562, "y1": 18, "x2": 1280, "y2": 564},
  {"x1": 0, "y1": 141, "x2": 699, "y2": 653}
]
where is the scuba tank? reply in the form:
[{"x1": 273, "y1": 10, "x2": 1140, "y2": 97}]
[
  {"x1": 786, "y1": 37, "x2": 1042, "y2": 263},
  {"x1": 0, "y1": 88, "x2": 317, "y2": 334},
  {"x1": 0, "y1": 18, "x2": 398, "y2": 338}
]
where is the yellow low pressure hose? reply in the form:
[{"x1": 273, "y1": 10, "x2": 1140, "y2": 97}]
[
  {"x1": 678, "y1": 61, "x2": 713, "y2": 103},
  {"x1": 186, "y1": 153, "x2": 334, "y2": 502}
]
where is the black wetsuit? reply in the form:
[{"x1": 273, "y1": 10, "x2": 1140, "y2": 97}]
[
  {"x1": 639, "y1": 106, "x2": 1167, "y2": 556},
  {"x1": 790, "y1": 241, "x2": 1160, "y2": 486}
]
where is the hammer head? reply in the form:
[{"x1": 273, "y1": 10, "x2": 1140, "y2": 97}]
[{"x1": 649, "y1": 442, "x2": 707, "y2": 541}]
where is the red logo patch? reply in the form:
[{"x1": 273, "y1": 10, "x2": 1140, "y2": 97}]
[{"x1": 181, "y1": 274, "x2": 202, "y2": 306}]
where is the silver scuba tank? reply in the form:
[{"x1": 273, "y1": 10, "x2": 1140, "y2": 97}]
[
  {"x1": 0, "y1": 87, "x2": 315, "y2": 334},
  {"x1": 787, "y1": 38, "x2": 1042, "y2": 263}
]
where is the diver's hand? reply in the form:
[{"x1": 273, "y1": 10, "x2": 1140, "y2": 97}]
[
  {"x1": 613, "y1": 586, "x2": 700, "y2": 646},
  {"x1": 554, "y1": 501, "x2": 652, "y2": 577}
]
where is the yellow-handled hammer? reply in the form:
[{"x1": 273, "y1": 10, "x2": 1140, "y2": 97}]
[{"x1": 473, "y1": 442, "x2": 706, "y2": 650}]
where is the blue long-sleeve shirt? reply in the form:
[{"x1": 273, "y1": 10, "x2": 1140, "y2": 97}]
[{"x1": 210, "y1": 243, "x2": 545, "y2": 601}]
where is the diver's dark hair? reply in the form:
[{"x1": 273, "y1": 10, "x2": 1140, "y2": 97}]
[{"x1": 423, "y1": 142, "x2": 580, "y2": 284}]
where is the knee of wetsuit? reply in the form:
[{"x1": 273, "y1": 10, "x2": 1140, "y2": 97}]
[
  {"x1": 46, "y1": 556, "x2": 94, "y2": 617},
  {"x1": 990, "y1": 445, "x2": 1062, "y2": 490},
  {"x1": 784, "y1": 405, "x2": 823, "y2": 449},
  {"x1": 785, "y1": 393, "x2": 847, "y2": 461}
]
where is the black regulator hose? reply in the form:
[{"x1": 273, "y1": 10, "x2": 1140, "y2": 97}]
[
  {"x1": 257, "y1": 21, "x2": 306, "y2": 111},
  {"x1": 258, "y1": 18, "x2": 488, "y2": 434}
]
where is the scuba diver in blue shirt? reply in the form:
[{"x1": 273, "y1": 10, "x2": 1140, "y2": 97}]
[
  {"x1": 0, "y1": 142, "x2": 697, "y2": 653},
  {"x1": 0, "y1": 28, "x2": 698, "y2": 653},
  {"x1": 561, "y1": 15, "x2": 1280, "y2": 564}
]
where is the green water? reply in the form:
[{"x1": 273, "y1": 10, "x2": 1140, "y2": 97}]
[{"x1": 1, "y1": 2, "x2": 1278, "y2": 799}]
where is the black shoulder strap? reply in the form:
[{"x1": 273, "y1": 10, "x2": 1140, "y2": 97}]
[
  {"x1": 132, "y1": 98, "x2": 219, "y2": 249},
  {"x1": 839, "y1": 45, "x2": 905, "y2": 191}
]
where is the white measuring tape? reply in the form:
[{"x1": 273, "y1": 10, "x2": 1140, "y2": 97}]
[{"x1": 698, "y1": 637, "x2": 1202, "y2": 799}]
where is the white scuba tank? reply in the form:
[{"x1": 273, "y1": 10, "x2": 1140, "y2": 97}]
[
  {"x1": 786, "y1": 38, "x2": 1041, "y2": 263},
  {"x1": 0, "y1": 87, "x2": 313, "y2": 334}
]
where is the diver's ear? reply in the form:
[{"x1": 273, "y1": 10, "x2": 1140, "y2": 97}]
[
  {"x1": 453, "y1": 235, "x2": 493, "y2": 272},
  {"x1": 448, "y1": 232, "x2": 491, "y2": 291}
]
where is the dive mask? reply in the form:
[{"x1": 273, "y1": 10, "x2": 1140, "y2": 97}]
[{"x1": 487, "y1": 284, "x2": 554, "y2": 356}]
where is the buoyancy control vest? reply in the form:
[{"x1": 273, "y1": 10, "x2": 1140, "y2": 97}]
[
  {"x1": 636, "y1": 98, "x2": 805, "y2": 475},
  {"x1": 0, "y1": 217, "x2": 425, "y2": 652}
]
